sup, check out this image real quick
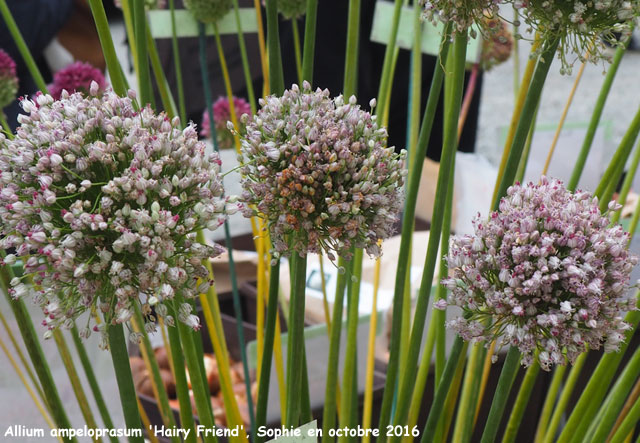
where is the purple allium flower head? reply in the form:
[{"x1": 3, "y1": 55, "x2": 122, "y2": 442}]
[
  {"x1": 237, "y1": 82, "x2": 407, "y2": 261},
  {"x1": 201, "y1": 95, "x2": 252, "y2": 149},
  {"x1": 48, "y1": 62, "x2": 107, "y2": 100},
  {"x1": 0, "y1": 84, "x2": 236, "y2": 344},
  {"x1": 0, "y1": 49, "x2": 18, "y2": 108},
  {"x1": 184, "y1": 0, "x2": 232, "y2": 23},
  {"x1": 515, "y1": 0, "x2": 639, "y2": 73},
  {"x1": 421, "y1": 0, "x2": 503, "y2": 36},
  {"x1": 442, "y1": 177, "x2": 638, "y2": 369}
]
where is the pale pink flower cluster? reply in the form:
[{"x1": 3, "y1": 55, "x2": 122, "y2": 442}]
[
  {"x1": 0, "y1": 84, "x2": 236, "y2": 343},
  {"x1": 200, "y1": 95, "x2": 251, "y2": 150},
  {"x1": 237, "y1": 82, "x2": 406, "y2": 260},
  {"x1": 441, "y1": 177, "x2": 638, "y2": 369}
]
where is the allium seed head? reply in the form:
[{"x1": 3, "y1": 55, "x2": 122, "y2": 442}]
[
  {"x1": 237, "y1": 82, "x2": 406, "y2": 260},
  {"x1": 420, "y1": 0, "x2": 502, "y2": 34},
  {"x1": 443, "y1": 177, "x2": 638, "y2": 370}
]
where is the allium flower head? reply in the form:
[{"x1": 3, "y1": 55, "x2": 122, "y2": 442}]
[
  {"x1": 261, "y1": 0, "x2": 307, "y2": 19},
  {"x1": 201, "y1": 95, "x2": 252, "y2": 149},
  {"x1": 0, "y1": 85, "x2": 235, "y2": 342},
  {"x1": 49, "y1": 62, "x2": 107, "y2": 100},
  {"x1": 480, "y1": 16, "x2": 513, "y2": 71},
  {"x1": 237, "y1": 82, "x2": 407, "y2": 260},
  {"x1": 0, "y1": 49, "x2": 18, "y2": 108},
  {"x1": 184, "y1": 0, "x2": 232, "y2": 23},
  {"x1": 421, "y1": 0, "x2": 502, "y2": 35},
  {"x1": 515, "y1": 0, "x2": 639, "y2": 72},
  {"x1": 442, "y1": 177, "x2": 638, "y2": 369}
]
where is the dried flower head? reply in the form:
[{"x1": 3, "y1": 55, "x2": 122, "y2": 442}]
[
  {"x1": 49, "y1": 62, "x2": 107, "y2": 100},
  {"x1": 480, "y1": 16, "x2": 513, "y2": 71},
  {"x1": 184, "y1": 0, "x2": 232, "y2": 23},
  {"x1": 0, "y1": 49, "x2": 18, "y2": 108},
  {"x1": 515, "y1": 0, "x2": 639, "y2": 72},
  {"x1": 421, "y1": 0, "x2": 502, "y2": 35},
  {"x1": 201, "y1": 96, "x2": 252, "y2": 149},
  {"x1": 0, "y1": 84, "x2": 236, "y2": 343},
  {"x1": 442, "y1": 177, "x2": 638, "y2": 369},
  {"x1": 237, "y1": 82, "x2": 406, "y2": 260}
]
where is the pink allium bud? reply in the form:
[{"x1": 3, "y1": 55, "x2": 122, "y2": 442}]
[
  {"x1": 0, "y1": 49, "x2": 18, "y2": 108},
  {"x1": 201, "y1": 95, "x2": 252, "y2": 149},
  {"x1": 0, "y1": 87, "x2": 229, "y2": 339},
  {"x1": 443, "y1": 177, "x2": 638, "y2": 370},
  {"x1": 48, "y1": 62, "x2": 107, "y2": 100},
  {"x1": 237, "y1": 82, "x2": 407, "y2": 260},
  {"x1": 480, "y1": 17, "x2": 513, "y2": 71}
]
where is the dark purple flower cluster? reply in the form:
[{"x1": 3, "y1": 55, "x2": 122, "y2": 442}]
[
  {"x1": 0, "y1": 49, "x2": 18, "y2": 108},
  {"x1": 49, "y1": 62, "x2": 106, "y2": 100}
]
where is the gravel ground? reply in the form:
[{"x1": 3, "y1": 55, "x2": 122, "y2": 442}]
[{"x1": 3, "y1": 16, "x2": 640, "y2": 443}]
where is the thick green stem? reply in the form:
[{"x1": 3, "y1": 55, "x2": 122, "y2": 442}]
[
  {"x1": 166, "y1": 321, "x2": 197, "y2": 443},
  {"x1": 173, "y1": 296, "x2": 218, "y2": 443},
  {"x1": 593, "y1": 104, "x2": 640, "y2": 203},
  {"x1": 301, "y1": 0, "x2": 319, "y2": 83},
  {"x1": 338, "y1": 249, "x2": 363, "y2": 443},
  {"x1": 53, "y1": 331, "x2": 101, "y2": 442},
  {"x1": 480, "y1": 346, "x2": 522, "y2": 443},
  {"x1": 515, "y1": 103, "x2": 540, "y2": 183},
  {"x1": 541, "y1": 353, "x2": 586, "y2": 443},
  {"x1": 0, "y1": 266, "x2": 76, "y2": 442},
  {"x1": 169, "y1": 0, "x2": 187, "y2": 124},
  {"x1": 534, "y1": 364, "x2": 566, "y2": 442},
  {"x1": 556, "y1": 305, "x2": 640, "y2": 443},
  {"x1": 377, "y1": 26, "x2": 451, "y2": 434},
  {"x1": 421, "y1": 337, "x2": 468, "y2": 443},
  {"x1": 388, "y1": 30, "x2": 467, "y2": 442},
  {"x1": 453, "y1": 342, "x2": 486, "y2": 443},
  {"x1": 0, "y1": 0, "x2": 47, "y2": 92},
  {"x1": 285, "y1": 252, "x2": 308, "y2": 428},
  {"x1": 132, "y1": 306, "x2": 179, "y2": 442},
  {"x1": 108, "y1": 323, "x2": 144, "y2": 443},
  {"x1": 255, "y1": 260, "x2": 281, "y2": 443},
  {"x1": 611, "y1": 137, "x2": 640, "y2": 224},
  {"x1": 589, "y1": 346, "x2": 640, "y2": 442},
  {"x1": 291, "y1": 19, "x2": 303, "y2": 84},
  {"x1": 231, "y1": 0, "x2": 257, "y2": 113},
  {"x1": 342, "y1": 0, "x2": 360, "y2": 97},
  {"x1": 87, "y1": 0, "x2": 128, "y2": 96},
  {"x1": 609, "y1": 393, "x2": 640, "y2": 443},
  {"x1": 322, "y1": 257, "x2": 351, "y2": 443},
  {"x1": 266, "y1": 0, "x2": 285, "y2": 95},
  {"x1": 70, "y1": 326, "x2": 117, "y2": 443},
  {"x1": 132, "y1": 0, "x2": 152, "y2": 105},
  {"x1": 493, "y1": 37, "x2": 559, "y2": 209},
  {"x1": 146, "y1": 25, "x2": 177, "y2": 118},
  {"x1": 568, "y1": 38, "x2": 629, "y2": 191},
  {"x1": 375, "y1": 0, "x2": 403, "y2": 114},
  {"x1": 502, "y1": 361, "x2": 540, "y2": 443}
]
